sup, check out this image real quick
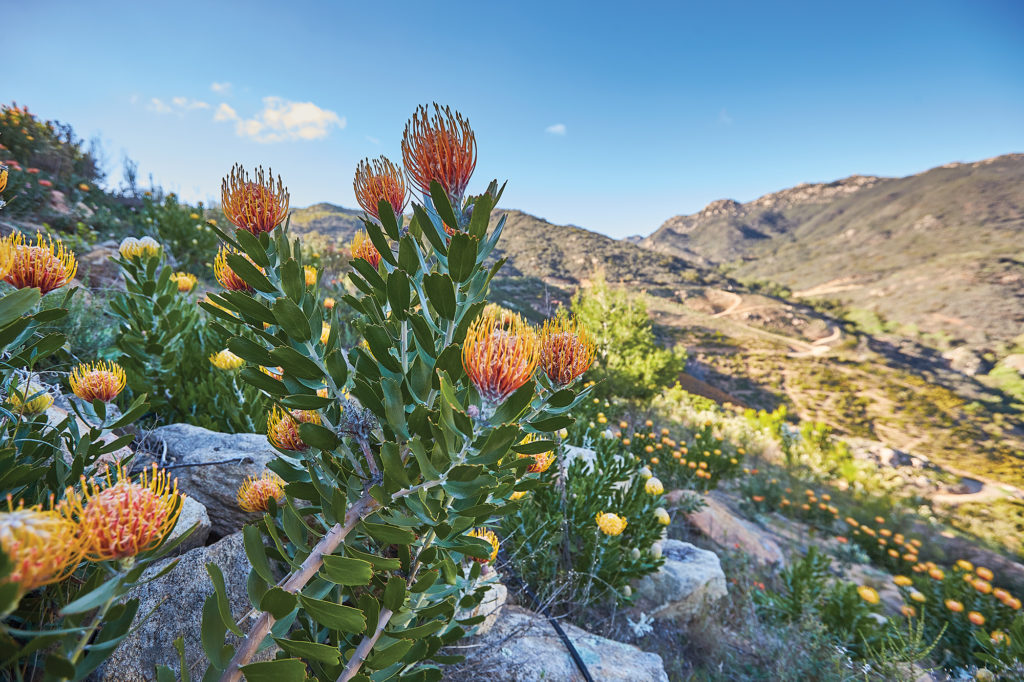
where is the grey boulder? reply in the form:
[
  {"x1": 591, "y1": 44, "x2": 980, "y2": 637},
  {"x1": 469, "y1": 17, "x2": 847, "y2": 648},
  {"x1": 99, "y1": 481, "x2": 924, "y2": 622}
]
[{"x1": 632, "y1": 539, "x2": 727, "y2": 621}]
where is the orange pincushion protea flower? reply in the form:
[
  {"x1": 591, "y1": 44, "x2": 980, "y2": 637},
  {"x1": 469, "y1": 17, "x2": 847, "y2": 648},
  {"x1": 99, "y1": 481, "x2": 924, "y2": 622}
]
[
  {"x1": 0, "y1": 164, "x2": 7, "y2": 194},
  {"x1": 462, "y1": 308, "x2": 539, "y2": 405},
  {"x1": 401, "y1": 104, "x2": 477, "y2": 204},
  {"x1": 467, "y1": 527, "x2": 500, "y2": 564},
  {"x1": 0, "y1": 497, "x2": 84, "y2": 592},
  {"x1": 350, "y1": 230, "x2": 381, "y2": 269},
  {"x1": 237, "y1": 471, "x2": 286, "y2": 512},
  {"x1": 4, "y1": 231, "x2": 77, "y2": 294},
  {"x1": 539, "y1": 316, "x2": 595, "y2": 386},
  {"x1": 70, "y1": 361, "x2": 126, "y2": 402},
  {"x1": 71, "y1": 463, "x2": 183, "y2": 561},
  {"x1": 214, "y1": 245, "x2": 258, "y2": 292},
  {"x1": 516, "y1": 434, "x2": 554, "y2": 473},
  {"x1": 221, "y1": 165, "x2": 289, "y2": 235},
  {"x1": 267, "y1": 406, "x2": 322, "y2": 451},
  {"x1": 354, "y1": 156, "x2": 408, "y2": 220}
]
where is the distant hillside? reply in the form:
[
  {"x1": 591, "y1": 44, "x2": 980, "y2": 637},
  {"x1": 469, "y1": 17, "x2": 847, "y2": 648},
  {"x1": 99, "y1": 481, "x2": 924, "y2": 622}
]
[
  {"x1": 642, "y1": 153, "x2": 1024, "y2": 349},
  {"x1": 289, "y1": 203, "x2": 363, "y2": 241}
]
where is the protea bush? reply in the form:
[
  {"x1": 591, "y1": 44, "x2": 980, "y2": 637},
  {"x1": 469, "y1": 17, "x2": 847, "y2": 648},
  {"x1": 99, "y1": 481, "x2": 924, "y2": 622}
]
[{"x1": 189, "y1": 104, "x2": 595, "y2": 680}]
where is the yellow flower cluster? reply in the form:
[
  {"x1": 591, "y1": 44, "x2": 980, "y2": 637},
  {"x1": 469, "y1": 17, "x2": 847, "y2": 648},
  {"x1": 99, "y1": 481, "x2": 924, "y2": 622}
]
[
  {"x1": 467, "y1": 527, "x2": 500, "y2": 563},
  {"x1": 118, "y1": 236, "x2": 162, "y2": 260},
  {"x1": 595, "y1": 512, "x2": 627, "y2": 536},
  {"x1": 237, "y1": 471, "x2": 286, "y2": 512}
]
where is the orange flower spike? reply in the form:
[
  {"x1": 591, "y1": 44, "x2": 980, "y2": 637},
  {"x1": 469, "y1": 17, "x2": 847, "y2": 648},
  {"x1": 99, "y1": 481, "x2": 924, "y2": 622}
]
[
  {"x1": 221, "y1": 164, "x2": 289, "y2": 235},
  {"x1": 0, "y1": 497, "x2": 85, "y2": 593},
  {"x1": 539, "y1": 316, "x2": 596, "y2": 386},
  {"x1": 401, "y1": 103, "x2": 477, "y2": 205},
  {"x1": 214, "y1": 245, "x2": 256, "y2": 292},
  {"x1": 70, "y1": 361, "x2": 126, "y2": 402},
  {"x1": 267, "y1": 406, "x2": 322, "y2": 451},
  {"x1": 350, "y1": 230, "x2": 382, "y2": 269},
  {"x1": 4, "y1": 231, "x2": 77, "y2": 294},
  {"x1": 354, "y1": 156, "x2": 408, "y2": 220},
  {"x1": 72, "y1": 463, "x2": 183, "y2": 561},
  {"x1": 237, "y1": 471, "x2": 286, "y2": 513},
  {"x1": 462, "y1": 307, "x2": 540, "y2": 406}
]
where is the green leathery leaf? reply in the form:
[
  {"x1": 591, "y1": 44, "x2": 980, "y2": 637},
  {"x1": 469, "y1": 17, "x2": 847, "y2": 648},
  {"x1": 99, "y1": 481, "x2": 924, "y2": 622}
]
[
  {"x1": 468, "y1": 191, "x2": 493, "y2": 239},
  {"x1": 227, "y1": 336, "x2": 273, "y2": 366},
  {"x1": 280, "y1": 259, "x2": 305, "y2": 302},
  {"x1": 240, "y1": 367, "x2": 288, "y2": 396},
  {"x1": 377, "y1": 199, "x2": 401, "y2": 240},
  {"x1": 359, "y1": 521, "x2": 415, "y2": 545},
  {"x1": 297, "y1": 595, "x2": 366, "y2": 632},
  {"x1": 225, "y1": 253, "x2": 275, "y2": 293},
  {"x1": 273, "y1": 638, "x2": 341, "y2": 665},
  {"x1": 206, "y1": 563, "x2": 243, "y2": 636},
  {"x1": 429, "y1": 180, "x2": 461, "y2": 233},
  {"x1": 259, "y1": 586, "x2": 297, "y2": 620},
  {"x1": 298, "y1": 422, "x2": 339, "y2": 450},
  {"x1": 382, "y1": 575, "x2": 406, "y2": 612},
  {"x1": 367, "y1": 638, "x2": 413, "y2": 669},
  {"x1": 233, "y1": 228, "x2": 271, "y2": 267},
  {"x1": 387, "y1": 269, "x2": 411, "y2": 318},
  {"x1": 423, "y1": 272, "x2": 456, "y2": 319},
  {"x1": 321, "y1": 555, "x2": 374, "y2": 586},
  {"x1": 238, "y1": 658, "x2": 308, "y2": 681},
  {"x1": 413, "y1": 204, "x2": 446, "y2": 254},
  {"x1": 0, "y1": 287, "x2": 41, "y2": 328},
  {"x1": 243, "y1": 525, "x2": 275, "y2": 583},
  {"x1": 446, "y1": 232, "x2": 478, "y2": 283},
  {"x1": 269, "y1": 345, "x2": 322, "y2": 379},
  {"x1": 272, "y1": 297, "x2": 313, "y2": 342}
]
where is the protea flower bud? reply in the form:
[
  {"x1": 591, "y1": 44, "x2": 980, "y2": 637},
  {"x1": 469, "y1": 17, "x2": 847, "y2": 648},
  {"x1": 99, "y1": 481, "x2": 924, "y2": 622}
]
[
  {"x1": 0, "y1": 498, "x2": 84, "y2": 593},
  {"x1": 401, "y1": 104, "x2": 476, "y2": 207},
  {"x1": 354, "y1": 156, "x2": 407, "y2": 220},
  {"x1": 237, "y1": 471, "x2": 286, "y2": 512},
  {"x1": 221, "y1": 165, "x2": 289, "y2": 235},
  {"x1": 645, "y1": 477, "x2": 664, "y2": 495},
  {"x1": 304, "y1": 265, "x2": 317, "y2": 287},
  {"x1": 466, "y1": 527, "x2": 500, "y2": 564},
  {"x1": 170, "y1": 271, "x2": 197, "y2": 292},
  {"x1": 539, "y1": 316, "x2": 595, "y2": 386},
  {"x1": 4, "y1": 231, "x2": 77, "y2": 294},
  {"x1": 7, "y1": 380, "x2": 53, "y2": 415},
  {"x1": 118, "y1": 236, "x2": 162, "y2": 260},
  {"x1": 267, "y1": 406, "x2": 322, "y2": 451},
  {"x1": 596, "y1": 512, "x2": 627, "y2": 536},
  {"x1": 462, "y1": 307, "x2": 539, "y2": 407},
  {"x1": 209, "y1": 349, "x2": 244, "y2": 371},
  {"x1": 214, "y1": 245, "x2": 257, "y2": 292},
  {"x1": 350, "y1": 231, "x2": 381, "y2": 269},
  {"x1": 70, "y1": 361, "x2": 126, "y2": 402}
]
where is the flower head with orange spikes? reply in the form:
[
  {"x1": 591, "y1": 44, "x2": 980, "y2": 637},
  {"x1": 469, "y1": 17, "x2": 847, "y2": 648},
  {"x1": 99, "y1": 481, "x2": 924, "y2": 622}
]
[
  {"x1": 3, "y1": 231, "x2": 77, "y2": 294},
  {"x1": 516, "y1": 434, "x2": 554, "y2": 473},
  {"x1": 462, "y1": 307, "x2": 539, "y2": 407},
  {"x1": 0, "y1": 496, "x2": 85, "y2": 593},
  {"x1": 467, "y1": 527, "x2": 499, "y2": 564},
  {"x1": 350, "y1": 230, "x2": 381, "y2": 269},
  {"x1": 68, "y1": 463, "x2": 183, "y2": 561},
  {"x1": 237, "y1": 471, "x2": 286, "y2": 513},
  {"x1": 170, "y1": 271, "x2": 197, "y2": 293},
  {"x1": 401, "y1": 103, "x2": 477, "y2": 206},
  {"x1": 70, "y1": 361, "x2": 126, "y2": 402},
  {"x1": 354, "y1": 156, "x2": 408, "y2": 220},
  {"x1": 539, "y1": 316, "x2": 595, "y2": 386},
  {"x1": 267, "y1": 406, "x2": 322, "y2": 451},
  {"x1": 0, "y1": 164, "x2": 8, "y2": 194},
  {"x1": 214, "y1": 244, "x2": 259, "y2": 292},
  {"x1": 221, "y1": 165, "x2": 289, "y2": 235}
]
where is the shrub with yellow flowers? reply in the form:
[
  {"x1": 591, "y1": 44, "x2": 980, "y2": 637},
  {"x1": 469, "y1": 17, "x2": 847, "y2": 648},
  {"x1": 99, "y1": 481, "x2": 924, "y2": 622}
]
[
  {"x1": 189, "y1": 104, "x2": 596, "y2": 681},
  {"x1": 141, "y1": 191, "x2": 220, "y2": 271}
]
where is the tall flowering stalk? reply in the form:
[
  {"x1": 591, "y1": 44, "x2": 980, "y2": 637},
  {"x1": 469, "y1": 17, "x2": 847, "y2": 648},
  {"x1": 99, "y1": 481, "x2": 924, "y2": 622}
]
[{"x1": 195, "y1": 105, "x2": 595, "y2": 682}]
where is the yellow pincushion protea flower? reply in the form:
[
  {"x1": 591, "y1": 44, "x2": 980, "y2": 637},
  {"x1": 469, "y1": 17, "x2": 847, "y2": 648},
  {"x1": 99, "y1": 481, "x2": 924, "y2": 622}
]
[
  {"x1": 170, "y1": 271, "x2": 197, "y2": 293},
  {"x1": 467, "y1": 527, "x2": 499, "y2": 564},
  {"x1": 596, "y1": 512, "x2": 627, "y2": 536},
  {"x1": 214, "y1": 245, "x2": 258, "y2": 292},
  {"x1": 304, "y1": 265, "x2": 317, "y2": 287},
  {"x1": 539, "y1": 316, "x2": 596, "y2": 386},
  {"x1": 462, "y1": 307, "x2": 539, "y2": 406},
  {"x1": 516, "y1": 434, "x2": 554, "y2": 473},
  {"x1": 7, "y1": 380, "x2": 53, "y2": 415},
  {"x1": 0, "y1": 164, "x2": 7, "y2": 194},
  {"x1": 323, "y1": 297, "x2": 336, "y2": 310},
  {"x1": 118, "y1": 236, "x2": 162, "y2": 260},
  {"x1": 70, "y1": 361, "x2": 126, "y2": 402},
  {"x1": 893, "y1": 575, "x2": 913, "y2": 587},
  {"x1": 968, "y1": 611, "x2": 986, "y2": 626},
  {"x1": 0, "y1": 497, "x2": 84, "y2": 593},
  {"x1": 209, "y1": 349, "x2": 244, "y2": 371},
  {"x1": 237, "y1": 471, "x2": 286, "y2": 512},
  {"x1": 857, "y1": 585, "x2": 880, "y2": 605},
  {"x1": 350, "y1": 230, "x2": 381, "y2": 269},
  {"x1": 645, "y1": 477, "x2": 664, "y2": 495},
  {"x1": 654, "y1": 507, "x2": 671, "y2": 526},
  {"x1": 267, "y1": 406, "x2": 322, "y2": 451},
  {"x1": 221, "y1": 165, "x2": 289, "y2": 235},
  {"x1": 945, "y1": 599, "x2": 964, "y2": 612},
  {"x1": 4, "y1": 231, "x2": 77, "y2": 294},
  {"x1": 69, "y1": 463, "x2": 183, "y2": 561},
  {"x1": 321, "y1": 321, "x2": 331, "y2": 345},
  {"x1": 509, "y1": 490, "x2": 527, "y2": 502}
]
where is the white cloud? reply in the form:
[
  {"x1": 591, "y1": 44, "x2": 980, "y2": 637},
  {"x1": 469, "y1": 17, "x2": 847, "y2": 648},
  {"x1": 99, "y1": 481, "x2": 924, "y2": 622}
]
[
  {"x1": 545, "y1": 123, "x2": 567, "y2": 135},
  {"x1": 215, "y1": 96, "x2": 345, "y2": 143},
  {"x1": 211, "y1": 81, "x2": 232, "y2": 94},
  {"x1": 148, "y1": 97, "x2": 172, "y2": 114},
  {"x1": 172, "y1": 96, "x2": 209, "y2": 111},
  {"x1": 148, "y1": 96, "x2": 209, "y2": 115}
]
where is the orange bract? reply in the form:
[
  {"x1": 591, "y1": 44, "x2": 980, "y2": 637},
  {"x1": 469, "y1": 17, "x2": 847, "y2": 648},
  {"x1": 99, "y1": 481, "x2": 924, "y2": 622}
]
[
  {"x1": 237, "y1": 471, "x2": 286, "y2": 512},
  {"x1": 539, "y1": 316, "x2": 595, "y2": 386},
  {"x1": 69, "y1": 463, "x2": 183, "y2": 561},
  {"x1": 70, "y1": 361, "x2": 126, "y2": 402},
  {"x1": 4, "y1": 231, "x2": 77, "y2": 294},
  {"x1": 462, "y1": 308, "x2": 539, "y2": 405},
  {"x1": 354, "y1": 156, "x2": 407, "y2": 220},
  {"x1": 267, "y1": 406, "x2": 322, "y2": 451},
  {"x1": 221, "y1": 165, "x2": 289, "y2": 235},
  {"x1": 214, "y1": 245, "x2": 257, "y2": 292},
  {"x1": 401, "y1": 104, "x2": 477, "y2": 203},
  {"x1": 0, "y1": 497, "x2": 84, "y2": 592},
  {"x1": 350, "y1": 230, "x2": 382, "y2": 269}
]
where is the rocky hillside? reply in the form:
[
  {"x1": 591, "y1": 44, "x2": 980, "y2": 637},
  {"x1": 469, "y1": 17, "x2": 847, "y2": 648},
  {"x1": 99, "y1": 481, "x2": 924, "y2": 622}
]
[{"x1": 642, "y1": 153, "x2": 1024, "y2": 349}]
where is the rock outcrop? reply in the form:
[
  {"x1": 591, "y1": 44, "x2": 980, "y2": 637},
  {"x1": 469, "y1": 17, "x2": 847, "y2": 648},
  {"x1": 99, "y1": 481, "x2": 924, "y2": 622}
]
[
  {"x1": 678, "y1": 490, "x2": 785, "y2": 566},
  {"x1": 632, "y1": 540, "x2": 727, "y2": 621}
]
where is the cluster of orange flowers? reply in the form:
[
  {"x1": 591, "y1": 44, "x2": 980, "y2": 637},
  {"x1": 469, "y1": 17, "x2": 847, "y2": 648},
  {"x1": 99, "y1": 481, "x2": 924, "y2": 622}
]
[
  {"x1": 618, "y1": 419, "x2": 742, "y2": 481},
  {"x1": 846, "y1": 515, "x2": 924, "y2": 564},
  {"x1": 0, "y1": 463, "x2": 183, "y2": 594},
  {"x1": 0, "y1": 231, "x2": 77, "y2": 293}
]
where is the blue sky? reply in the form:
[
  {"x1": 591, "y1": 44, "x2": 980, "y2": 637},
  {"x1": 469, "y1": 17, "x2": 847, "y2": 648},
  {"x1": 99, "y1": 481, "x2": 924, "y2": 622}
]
[{"x1": 7, "y1": 0, "x2": 1023, "y2": 238}]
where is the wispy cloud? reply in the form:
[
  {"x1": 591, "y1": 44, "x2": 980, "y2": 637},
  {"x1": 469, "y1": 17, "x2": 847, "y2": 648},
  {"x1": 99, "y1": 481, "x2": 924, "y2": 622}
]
[
  {"x1": 718, "y1": 108, "x2": 733, "y2": 126},
  {"x1": 545, "y1": 123, "x2": 567, "y2": 135},
  {"x1": 148, "y1": 96, "x2": 209, "y2": 115},
  {"x1": 213, "y1": 96, "x2": 345, "y2": 143},
  {"x1": 211, "y1": 81, "x2": 232, "y2": 94}
]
